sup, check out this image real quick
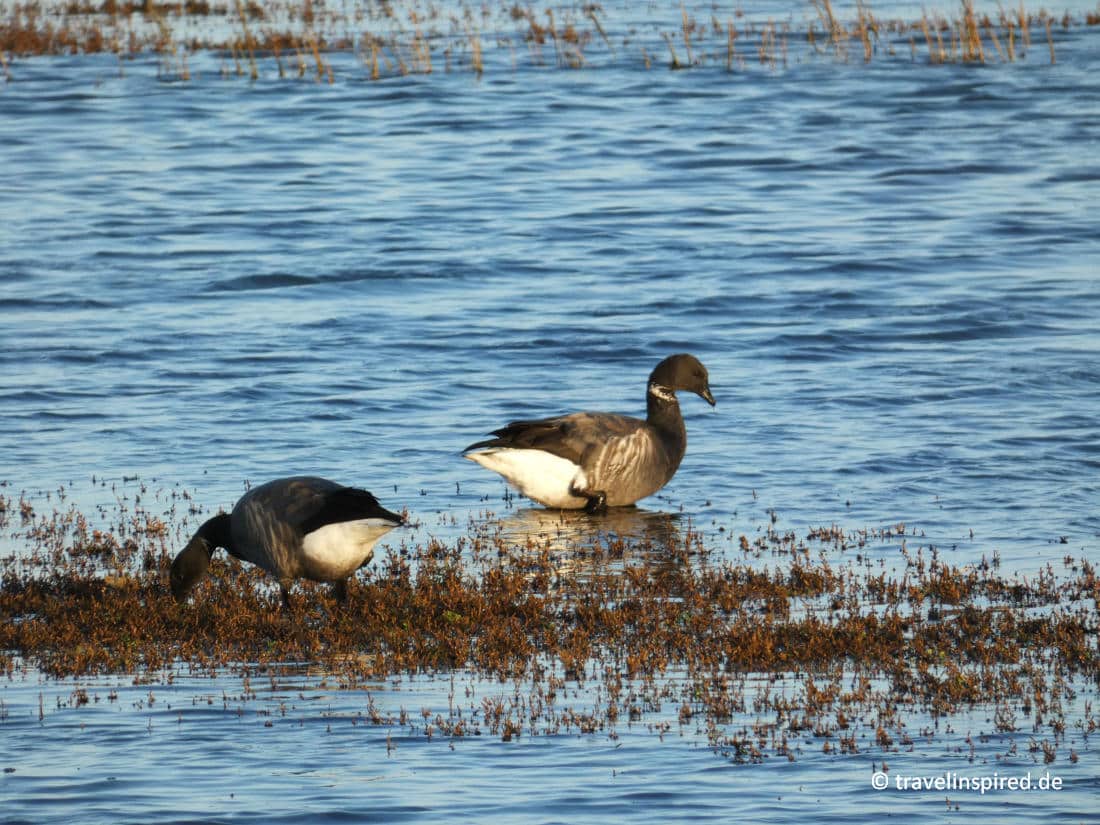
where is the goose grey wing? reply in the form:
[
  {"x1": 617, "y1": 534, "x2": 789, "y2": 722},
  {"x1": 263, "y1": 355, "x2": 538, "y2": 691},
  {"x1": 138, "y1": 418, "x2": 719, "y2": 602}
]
[
  {"x1": 227, "y1": 477, "x2": 336, "y2": 571},
  {"x1": 241, "y1": 477, "x2": 340, "y2": 531}
]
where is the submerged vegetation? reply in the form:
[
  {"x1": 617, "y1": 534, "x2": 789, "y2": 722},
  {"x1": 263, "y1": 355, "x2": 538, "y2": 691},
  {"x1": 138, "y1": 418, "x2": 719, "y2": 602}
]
[
  {"x1": 0, "y1": 0, "x2": 1098, "y2": 82},
  {"x1": 1, "y1": 480, "x2": 1097, "y2": 763}
]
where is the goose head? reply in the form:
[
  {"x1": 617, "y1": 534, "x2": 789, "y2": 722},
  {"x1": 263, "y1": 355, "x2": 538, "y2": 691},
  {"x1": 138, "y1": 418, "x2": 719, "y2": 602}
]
[{"x1": 648, "y1": 353, "x2": 715, "y2": 406}]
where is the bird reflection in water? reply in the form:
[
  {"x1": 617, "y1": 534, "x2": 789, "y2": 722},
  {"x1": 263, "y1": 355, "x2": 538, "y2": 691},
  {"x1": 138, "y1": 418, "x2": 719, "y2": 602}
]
[{"x1": 472, "y1": 505, "x2": 697, "y2": 578}]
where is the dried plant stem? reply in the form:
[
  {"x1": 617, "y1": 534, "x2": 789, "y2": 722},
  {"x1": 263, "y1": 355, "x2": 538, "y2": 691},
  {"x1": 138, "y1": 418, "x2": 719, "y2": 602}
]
[
  {"x1": 545, "y1": 10, "x2": 561, "y2": 67},
  {"x1": 985, "y1": 22, "x2": 1007, "y2": 60},
  {"x1": 303, "y1": 31, "x2": 329, "y2": 82},
  {"x1": 919, "y1": 16, "x2": 936, "y2": 63},
  {"x1": 960, "y1": 0, "x2": 985, "y2": 62},
  {"x1": 588, "y1": 7, "x2": 613, "y2": 56},
  {"x1": 681, "y1": 5, "x2": 695, "y2": 66},
  {"x1": 661, "y1": 31, "x2": 681, "y2": 69},
  {"x1": 366, "y1": 38, "x2": 380, "y2": 80},
  {"x1": 470, "y1": 31, "x2": 483, "y2": 76},
  {"x1": 935, "y1": 22, "x2": 947, "y2": 63},
  {"x1": 413, "y1": 29, "x2": 432, "y2": 74},
  {"x1": 814, "y1": 0, "x2": 844, "y2": 57},
  {"x1": 234, "y1": 0, "x2": 258, "y2": 80},
  {"x1": 759, "y1": 21, "x2": 776, "y2": 66},
  {"x1": 273, "y1": 41, "x2": 285, "y2": 79}
]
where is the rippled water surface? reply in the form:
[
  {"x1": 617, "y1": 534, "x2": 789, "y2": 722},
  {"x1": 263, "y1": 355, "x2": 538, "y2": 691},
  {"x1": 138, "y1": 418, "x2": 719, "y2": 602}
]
[{"x1": 2, "y1": 1, "x2": 1099, "y2": 821}]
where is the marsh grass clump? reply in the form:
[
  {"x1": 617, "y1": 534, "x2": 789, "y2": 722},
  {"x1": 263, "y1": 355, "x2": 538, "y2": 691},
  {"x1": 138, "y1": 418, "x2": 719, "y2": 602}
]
[
  {"x1": 2, "y1": 482, "x2": 1098, "y2": 763},
  {"x1": 0, "y1": 0, "x2": 1092, "y2": 80}
]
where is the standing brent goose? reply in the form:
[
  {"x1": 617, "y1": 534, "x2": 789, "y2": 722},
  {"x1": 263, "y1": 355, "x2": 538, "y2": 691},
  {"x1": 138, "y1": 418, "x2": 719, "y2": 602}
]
[
  {"x1": 463, "y1": 354, "x2": 715, "y2": 512},
  {"x1": 170, "y1": 476, "x2": 404, "y2": 606}
]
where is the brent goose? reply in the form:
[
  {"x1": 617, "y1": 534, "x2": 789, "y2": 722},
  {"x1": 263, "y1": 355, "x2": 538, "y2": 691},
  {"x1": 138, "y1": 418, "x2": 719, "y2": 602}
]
[
  {"x1": 463, "y1": 353, "x2": 715, "y2": 511},
  {"x1": 170, "y1": 476, "x2": 404, "y2": 606}
]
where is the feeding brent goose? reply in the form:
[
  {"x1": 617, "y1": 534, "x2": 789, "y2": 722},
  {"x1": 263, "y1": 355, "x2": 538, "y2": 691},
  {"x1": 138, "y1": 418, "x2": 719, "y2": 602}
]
[
  {"x1": 463, "y1": 353, "x2": 715, "y2": 512},
  {"x1": 170, "y1": 476, "x2": 404, "y2": 607}
]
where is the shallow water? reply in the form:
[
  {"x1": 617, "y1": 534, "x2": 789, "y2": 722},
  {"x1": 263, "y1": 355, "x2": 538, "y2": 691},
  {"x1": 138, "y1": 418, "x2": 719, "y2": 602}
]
[
  {"x1": 2, "y1": 1, "x2": 1100, "y2": 821},
  {"x1": 4, "y1": 663, "x2": 1100, "y2": 824}
]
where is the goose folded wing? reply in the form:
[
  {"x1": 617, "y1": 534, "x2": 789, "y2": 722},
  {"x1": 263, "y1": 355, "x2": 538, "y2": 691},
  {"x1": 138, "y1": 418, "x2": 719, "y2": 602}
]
[
  {"x1": 298, "y1": 487, "x2": 403, "y2": 535},
  {"x1": 466, "y1": 413, "x2": 644, "y2": 466}
]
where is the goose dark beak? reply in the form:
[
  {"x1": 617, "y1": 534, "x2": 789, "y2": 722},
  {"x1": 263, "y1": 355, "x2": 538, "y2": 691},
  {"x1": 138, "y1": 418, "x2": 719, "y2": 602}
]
[{"x1": 701, "y1": 387, "x2": 716, "y2": 406}]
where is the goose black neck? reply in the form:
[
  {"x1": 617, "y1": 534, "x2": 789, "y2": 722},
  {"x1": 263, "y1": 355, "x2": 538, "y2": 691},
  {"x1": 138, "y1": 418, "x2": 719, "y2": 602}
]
[
  {"x1": 646, "y1": 384, "x2": 687, "y2": 443},
  {"x1": 197, "y1": 513, "x2": 233, "y2": 554}
]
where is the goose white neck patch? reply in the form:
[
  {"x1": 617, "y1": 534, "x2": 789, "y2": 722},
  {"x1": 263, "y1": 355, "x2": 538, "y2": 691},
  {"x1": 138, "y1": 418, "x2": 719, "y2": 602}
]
[{"x1": 647, "y1": 382, "x2": 677, "y2": 403}]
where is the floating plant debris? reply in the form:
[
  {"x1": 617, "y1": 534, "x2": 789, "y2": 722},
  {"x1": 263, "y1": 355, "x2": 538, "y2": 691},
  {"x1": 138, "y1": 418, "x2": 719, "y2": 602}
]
[
  {"x1": 1, "y1": 482, "x2": 1097, "y2": 763},
  {"x1": 0, "y1": 0, "x2": 1096, "y2": 82}
]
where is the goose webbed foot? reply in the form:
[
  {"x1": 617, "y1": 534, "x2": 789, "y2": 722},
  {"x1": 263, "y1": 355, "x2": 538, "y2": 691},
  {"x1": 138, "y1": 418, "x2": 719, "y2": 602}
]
[{"x1": 583, "y1": 491, "x2": 608, "y2": 514}]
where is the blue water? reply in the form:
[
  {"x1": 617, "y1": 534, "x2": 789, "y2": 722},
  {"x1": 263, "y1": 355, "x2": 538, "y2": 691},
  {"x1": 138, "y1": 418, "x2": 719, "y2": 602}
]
[{"x1": 2, "y1": 1, "x2": 1100, "y2": 821}]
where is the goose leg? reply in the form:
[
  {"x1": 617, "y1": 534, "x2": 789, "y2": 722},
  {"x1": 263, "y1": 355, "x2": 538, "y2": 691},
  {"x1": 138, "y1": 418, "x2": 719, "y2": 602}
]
[{"x1": 333, "y1": 578, "x2": 348, "y2": 603}]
